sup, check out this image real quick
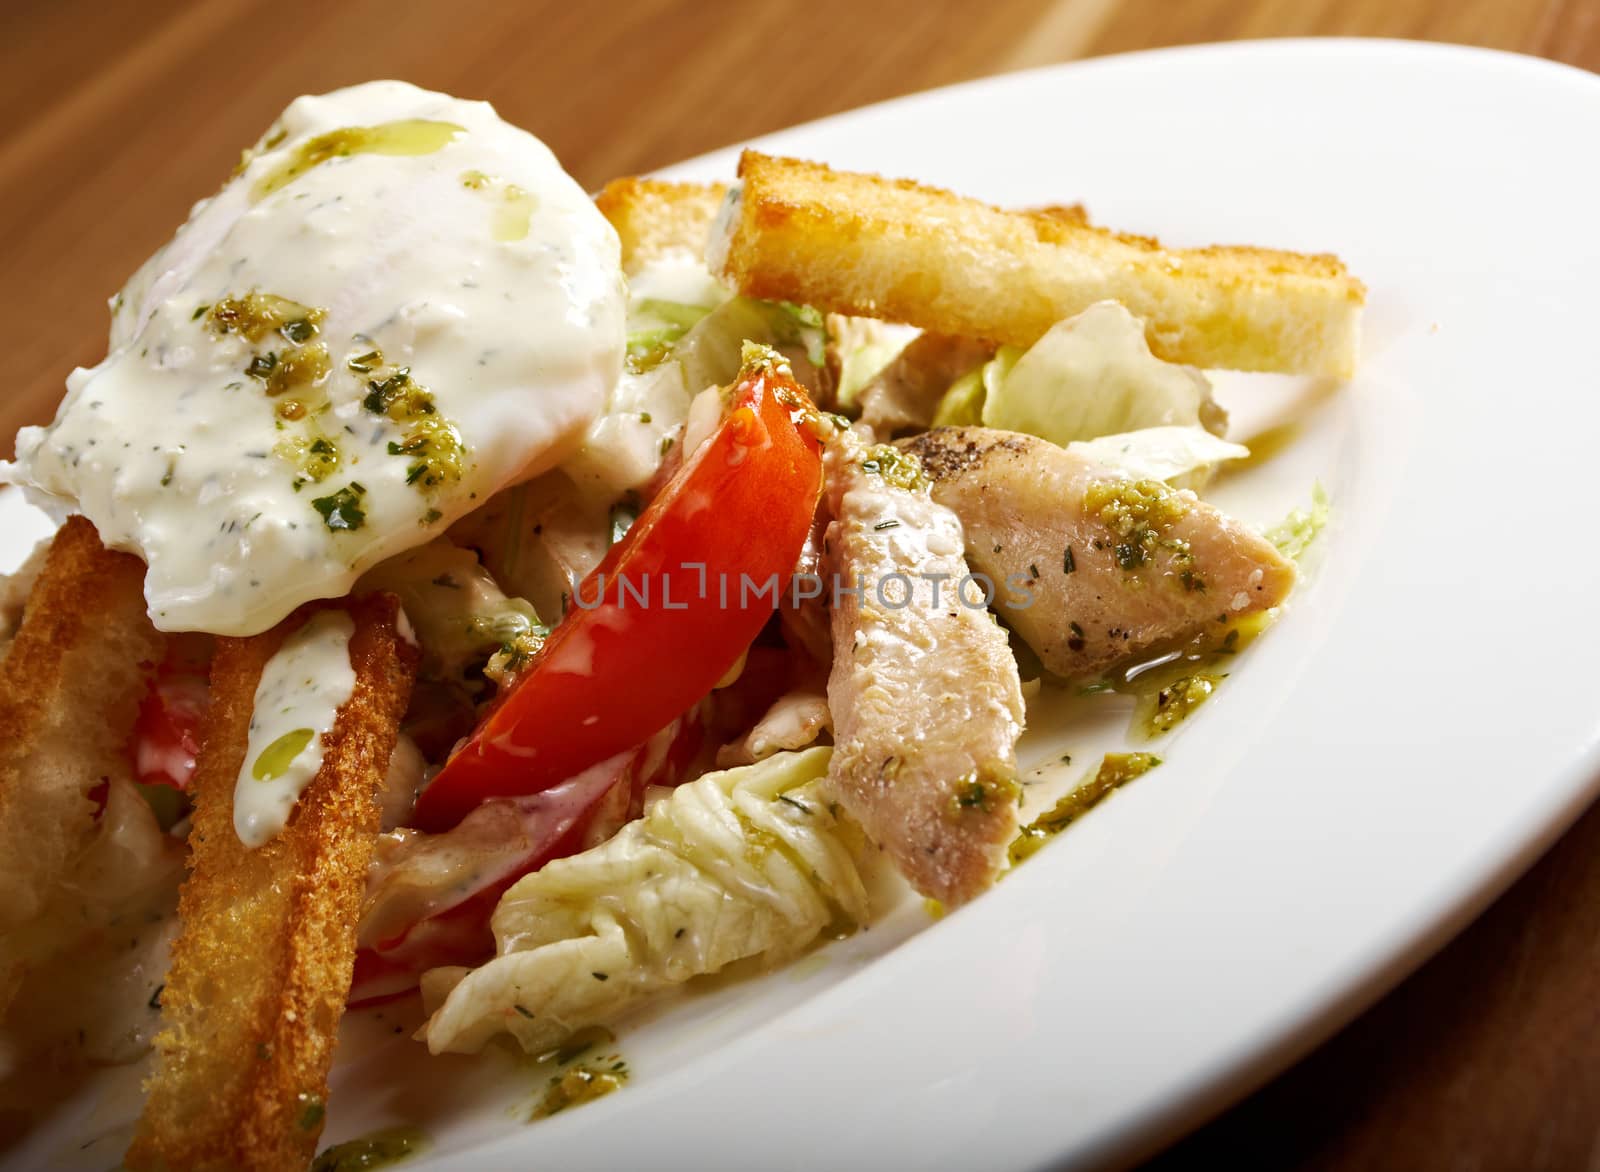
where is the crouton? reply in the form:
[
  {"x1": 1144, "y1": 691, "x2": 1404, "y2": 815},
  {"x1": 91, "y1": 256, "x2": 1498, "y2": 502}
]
[
  {"x1": 595, "y1": 176, "x2": 727, "y2": 275},
  {"x1": 714, "y1": 152, "x2": 1364, "y2": 377}
]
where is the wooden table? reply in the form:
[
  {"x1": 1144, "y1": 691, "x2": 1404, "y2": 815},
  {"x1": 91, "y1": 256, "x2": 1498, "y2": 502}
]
[{"x1": 2, "y1": 2, "x2": 1596, "y2": 1167}]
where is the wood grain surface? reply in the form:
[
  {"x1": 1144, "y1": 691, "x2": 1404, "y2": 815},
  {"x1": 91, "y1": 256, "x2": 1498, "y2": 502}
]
[{"x1": 2, "y1": 2, "x2": 1597, "y2": 1168}]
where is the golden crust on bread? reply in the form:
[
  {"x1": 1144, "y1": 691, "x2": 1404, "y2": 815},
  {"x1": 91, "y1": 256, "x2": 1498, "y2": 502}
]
[
  {"x1": 595, "y1": 176, "x2": 727, "y2": 275},
  {"x1": 126, "y1": 595, "x2": 417, "y2": 1172},
  {"x1": 1029, "y1": 203, "x2": 1089, "y2": 226},
  {"x1": 0, "y1": 516, "x2": 164, "y2": 1011},
  {"x1": 717, "y1": 152, "x2": 1365, "y2": 377}
]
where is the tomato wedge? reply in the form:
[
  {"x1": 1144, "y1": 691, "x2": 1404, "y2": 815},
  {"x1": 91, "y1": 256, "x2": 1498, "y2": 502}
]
[{"x1": 411, "y1": 348, "x2": 825, "y2": 831}]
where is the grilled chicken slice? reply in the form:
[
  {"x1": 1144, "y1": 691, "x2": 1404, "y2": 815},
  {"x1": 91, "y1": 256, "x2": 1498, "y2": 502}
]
[
  {"x1": 821, "y1": 429, "x2": 1024, "y2": 905},
  {"x1": 900, "y1": 427, "x2": 1295, "y2": 679}
]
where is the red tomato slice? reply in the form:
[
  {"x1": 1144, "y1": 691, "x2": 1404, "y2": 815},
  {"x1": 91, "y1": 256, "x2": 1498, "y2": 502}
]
[
  {"x1": 410, "y1": 349, "x2": 824, "y2": 831},
  {"x1": 129, "y1": 651, "x2": 211, "y2": 791}
]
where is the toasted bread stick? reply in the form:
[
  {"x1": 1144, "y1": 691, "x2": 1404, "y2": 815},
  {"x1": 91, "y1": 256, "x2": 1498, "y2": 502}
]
[
  {"x1": 715, "y1": 152, "x2": 1364, "y2": 377},
  {"x1": 0, "y1": 516, "x2": 164, "y2": 1012},
  {"x1": 595, "y1": 176, "x2": 726, "y2": 274},
  {"x1": 126, "y1": 595, "x2": 417, "y2": 1172}
]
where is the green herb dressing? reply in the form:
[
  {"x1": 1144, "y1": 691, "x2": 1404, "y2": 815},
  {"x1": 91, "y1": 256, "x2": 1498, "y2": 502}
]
[
  {"x1": 531, "y1": 1065, "x2": 628, "y2": 1119},
  {"x1": 1103, "y1": 611, "x2": 1272, "y2": 739},
  {"x1": 1009, "y1": 752, "x2": 1162, "y2": 864},
  {"x1": 311, "y1": 1126, "x2": 428, "y2": 1171},
  {"x1": 514, "y1": 1025, "x2": 630, "y2": 1122}
]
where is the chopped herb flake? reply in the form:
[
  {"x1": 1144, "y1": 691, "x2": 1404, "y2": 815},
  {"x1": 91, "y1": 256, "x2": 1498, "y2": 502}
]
[{"x1": 311, "y1": 483, "x2": 367, "y2": 532}]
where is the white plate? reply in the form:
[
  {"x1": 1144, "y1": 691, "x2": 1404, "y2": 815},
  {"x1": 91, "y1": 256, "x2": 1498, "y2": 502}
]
[{"x1": 6, "y1": 38, "x2": 1600, "y2": 1172}]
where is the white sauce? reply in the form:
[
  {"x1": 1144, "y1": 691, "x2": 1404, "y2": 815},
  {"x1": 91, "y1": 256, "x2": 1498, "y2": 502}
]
[
  {"x1": 3, "y1": 81, "x2": 625, "y2": 636},
  {"x1": 234, "y1": 610, "x2": 357, "y2": 847},
  {"x1": 562, "y1": 254, "x2": 728, "y2": 499},
  {"x1": 627, "y1": 254, "x2": 727, "y2": 308}
]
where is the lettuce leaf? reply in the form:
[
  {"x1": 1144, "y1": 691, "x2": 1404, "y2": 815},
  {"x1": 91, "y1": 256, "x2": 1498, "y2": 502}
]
[
  {"x1": 830, "y1": 316, "x2": 917, "y2": 411},
  {"x1": 979, "y1": 301, "x2": 1225, "y2": 445},
  {"x1": 934, "y1": 347, "x2": 1019, "y2": 427},
  {"x1": 1266, "y1": 483, "x2": 1331, "y2": 561},
  {"x1": 672, "y1": 297, "x2": 783, "y2": 395},
  {"x1": 573, "y1": 288, "x2": 830, "y2": 499},
  {"x1": 421, "y1": 747, "x2": 875, "y2": 1055},
  {"x1": 1067, "y1": 425, "x2": 1249, "y2": 487},
  {"x1": 622, "y1": 257, "x2": 730, "y2": 374},
  {"x1": 625, "y1": 299, "x2": 713, "y2": 374},
  {"x1": 563, "y1": 360, "x2": 693, "y2": 498}
]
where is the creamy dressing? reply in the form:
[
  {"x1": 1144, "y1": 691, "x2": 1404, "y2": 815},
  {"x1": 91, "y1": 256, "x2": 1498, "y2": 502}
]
[
  {"x1": 234, "y1": 610, "x2": 357, "y2": 847},
  {"x1": 3, "y1": 81, "x2": 625, "y2": 636},
  {"x1": 627, "y1": 254, "x2": 728, "y2": 309}
]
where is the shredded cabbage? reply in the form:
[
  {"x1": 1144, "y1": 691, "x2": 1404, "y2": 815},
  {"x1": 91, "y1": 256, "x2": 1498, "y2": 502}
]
[
  {"x1": 421, "y1": 747, "x2": 874, "y2": 1055},
  {"x1": 973, "y1": 302, "x2": 1225, "y2": 445},
  {"x1": 1266, "y1": 483, "x2": 1331, "y2": 561}
]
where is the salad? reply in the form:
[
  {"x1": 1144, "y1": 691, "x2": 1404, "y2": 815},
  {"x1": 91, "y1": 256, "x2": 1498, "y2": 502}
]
[{"x1": 0, "y1": 80, "x2": 1359, "y2": 1171}]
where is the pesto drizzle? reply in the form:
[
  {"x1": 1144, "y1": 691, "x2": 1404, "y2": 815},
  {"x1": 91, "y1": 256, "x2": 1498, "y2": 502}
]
[
  {"x1": 1009, "y1": 752, "x2": 1161, "y2": 864},
  {"x1": 311, "y1": 1126, "x2": 428, "y2": 1172},
  {"x1": 1083, "y1": 478, "x2": 1196, "y2": 581},
  {"x1": 356, "y1": 347, "x2": 467, "y2": 493}
]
